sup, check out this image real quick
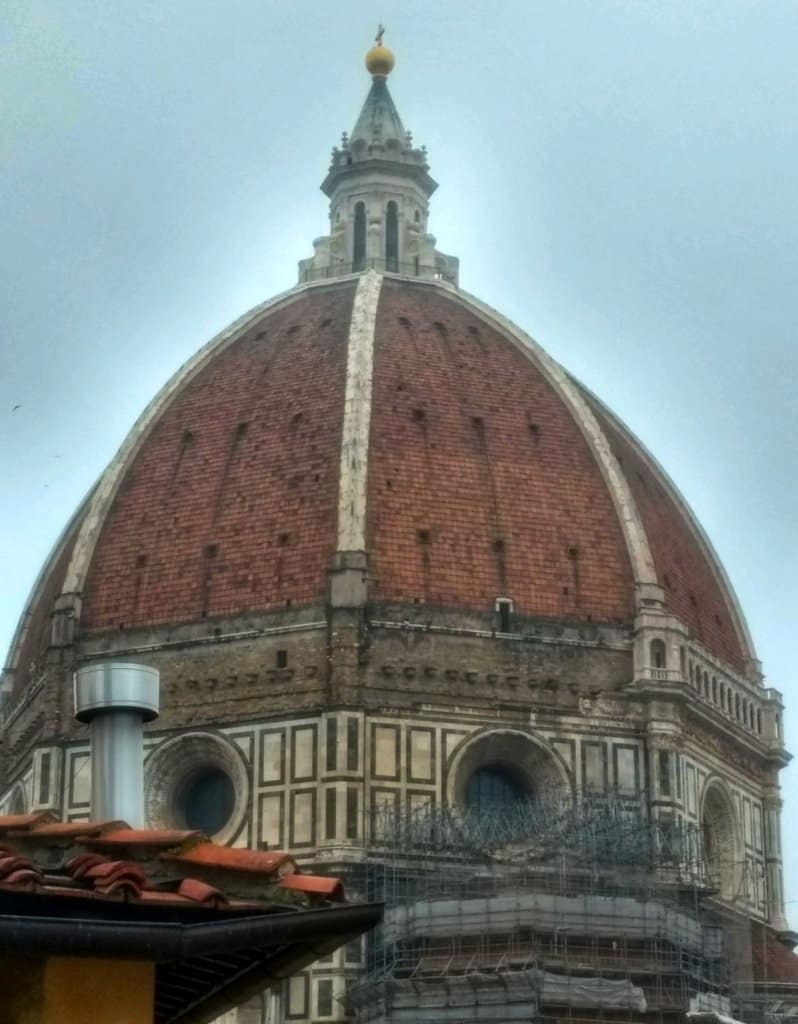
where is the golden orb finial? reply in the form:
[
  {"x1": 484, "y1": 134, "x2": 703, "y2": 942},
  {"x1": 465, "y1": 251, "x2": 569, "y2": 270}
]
[{"x1": 365, "y1": 24, "x2": 395, "y2": 77}]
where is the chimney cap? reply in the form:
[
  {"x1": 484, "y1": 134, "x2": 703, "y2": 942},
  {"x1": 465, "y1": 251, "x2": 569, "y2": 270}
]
[{"x1": 74, "y1": 662, "x2": 160, "y2": 724}]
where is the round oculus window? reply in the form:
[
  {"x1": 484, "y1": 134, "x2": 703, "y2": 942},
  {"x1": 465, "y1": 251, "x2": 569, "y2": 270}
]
[
  {"x1": 465, "y1": 765, "x2": 529, "y2": 811},
  {"x1": 177, "y1": 767, "x2": 236, "y2": 836},
  {"x1": 144, "y1": 732, "x2": 249, "y2": 844}
]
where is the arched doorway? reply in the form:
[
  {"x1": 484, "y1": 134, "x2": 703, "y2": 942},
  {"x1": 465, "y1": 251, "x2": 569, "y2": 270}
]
[{"x1": 701, "y1": 781, "x2": 739, "y2": 900}]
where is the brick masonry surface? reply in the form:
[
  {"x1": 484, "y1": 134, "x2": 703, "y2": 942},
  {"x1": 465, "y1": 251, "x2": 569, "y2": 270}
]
[
  {"x1": 586, "y1": 395, "x2": 746, "y2": 671},
  {"x1": 81, "y1": 283, "x2": 356, "y2": 630},
  {"x1": 367, "y1": 280, "x2": 636, "y2": 622}
]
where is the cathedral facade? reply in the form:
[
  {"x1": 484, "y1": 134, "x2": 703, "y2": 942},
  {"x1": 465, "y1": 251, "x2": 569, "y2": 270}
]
[{"x1": 1, "y1": 35, "x2": 793, "y2": 1024}]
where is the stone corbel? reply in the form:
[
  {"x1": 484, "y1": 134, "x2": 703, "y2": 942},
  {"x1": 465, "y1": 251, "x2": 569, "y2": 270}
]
[
  {"x1": 51, "y1": 592, "x2": 82, "y2": 648},
  {"x1": 328, "y1": 551, "x2": 368, "y2": 609}
]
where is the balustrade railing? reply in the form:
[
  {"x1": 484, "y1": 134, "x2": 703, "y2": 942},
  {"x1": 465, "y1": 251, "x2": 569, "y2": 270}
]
[
  {"x1": 637, "y1": 648, "x2": 773, "y2": 745},
  {"x1": 299, "y1": 257, "x2": 458, "y2": 286},
  {"x1": 684, "y1": 648, "x2": 769, "y2": 742}
]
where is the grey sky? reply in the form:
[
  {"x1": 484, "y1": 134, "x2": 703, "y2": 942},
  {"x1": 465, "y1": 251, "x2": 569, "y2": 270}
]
[{"x1": 2, "y1": 1, "x2": 796, "y2": 895}]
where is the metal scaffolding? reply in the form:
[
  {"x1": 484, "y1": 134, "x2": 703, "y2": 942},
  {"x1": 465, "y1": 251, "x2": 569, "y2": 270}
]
[{"x1": 349, "y1": 794, "x2": 736, "y2": 1024}]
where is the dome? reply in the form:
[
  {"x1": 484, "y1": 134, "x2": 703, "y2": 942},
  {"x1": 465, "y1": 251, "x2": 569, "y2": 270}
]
[
  {"x1": 3, "y1": 45, "x2": 792, "y2": 1004},
  {"x1": 6, "y1": 271, "x2": 752, "y2": 678}
]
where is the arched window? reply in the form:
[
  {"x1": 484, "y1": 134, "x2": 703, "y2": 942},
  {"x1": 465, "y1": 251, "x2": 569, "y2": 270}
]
[
  {"x1": 353, "y1": 202, "x2": 366, "y2": 271},
  {"x1": 704, "y1": 671, "x2": 710, "y2": 698},
  {"x1": 449, "y1": 729, "x2": 569, "y2": 812},
  {"x1": 466, "y1": 765, "x2": 528, "y2": 811},
  {"x1": 712, "y1": 677, "x2": 718, "y2": 703},
  {"x1": 385, "y1": 200, "x2": 399, "y2": 271},
  {"x1": 689, "y1": 662, "x2": 695, "y2": 686},
  {"x1": 650, "y1": 639, "x2": 666, "y2": 670},
  {"x1": 735, "y1": 693, "x2": 741, "y2": 720},
  {"x1": 702, "y1": 784, "x2": 738, "y2": 899},
  {"x1": 756, "y1": 709, "x2": 762, "y2": 735}
]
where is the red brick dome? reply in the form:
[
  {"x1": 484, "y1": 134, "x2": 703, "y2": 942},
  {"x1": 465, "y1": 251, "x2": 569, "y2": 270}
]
[{"x1": 7, "y1": 273, "x2": 753, "y2": 684}]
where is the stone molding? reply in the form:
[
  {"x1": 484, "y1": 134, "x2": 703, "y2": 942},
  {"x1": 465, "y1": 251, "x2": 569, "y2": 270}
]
[
  {"x1": 60, "y1": 277, "x2": 358, "y2": 602},
  {"x1": 413, "y1": 280, "x2": 661, "y2": 606},
  {"x1": 336, "y1": 271, "x2": 382, "y2": 552},
  {"x1": 579, "y1": 383, "x2": 758, "y2": 672}
]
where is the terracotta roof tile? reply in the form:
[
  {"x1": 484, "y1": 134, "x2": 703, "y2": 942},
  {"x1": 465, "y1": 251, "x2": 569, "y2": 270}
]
[
  {"x1": 133, "y1": 889, "x2": 205, "y2": 907},
  {"x1": 130, "y1": 888, "x2": 195, "y2": 905},
  {"x1": 163, "y1": 842, "x2": 296, "y2": 877},
  {"x1": 0, "y1": 816, "x2": 345, "y2": 912},
  {"x1": 0, "y1": 867, "x2": 43, "y2": 889},
  {"x1": 0, "y1": 853, "x2": 36, "y2": 878},
  {"x1": 85, "y1": 828, "x2": 201, "y2": 849},
  {"x1": 18, "y1": 883, "x2": 103, "y2": 900},
  {"x1": 176, "y1": 877, "x2": 229, "y2": 907},
  {"x1": 279, "y1": 874, "x2": 344, "y2": 901},
  {"x1": 66, "y1": 852, "x2": 109, "y2": 879},
  {"x1": 84, "y1": 860, "x2": 148, "y2": 887},
  {"x1": 29, "y1": 821, "x2": 126, "y2": 839},
  {"x1": 94, "y1": 878, "x2": 143, "y2": 899},
  {"x1": 0, "y1": 813, "x2": 55, "y2": 834}
]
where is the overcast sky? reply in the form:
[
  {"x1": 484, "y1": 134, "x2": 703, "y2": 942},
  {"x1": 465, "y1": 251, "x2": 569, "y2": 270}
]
[{"x1": 1, "y1": 1, "x2": 796, "y2": 898}]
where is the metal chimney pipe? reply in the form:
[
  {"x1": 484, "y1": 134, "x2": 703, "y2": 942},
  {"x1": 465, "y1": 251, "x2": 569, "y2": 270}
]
[{"x1": 74, "y1": 662, "x2": 159, "y2": 826}]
